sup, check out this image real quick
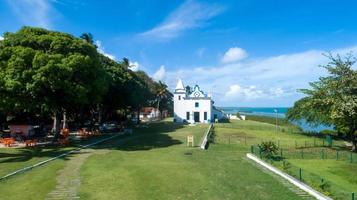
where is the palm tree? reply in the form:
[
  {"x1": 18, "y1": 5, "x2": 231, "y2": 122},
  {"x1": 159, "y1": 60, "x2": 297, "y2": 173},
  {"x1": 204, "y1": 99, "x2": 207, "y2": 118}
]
[
  {"x1": 122, "y1": 57, "x2": 130, "y2": 68},
  {"x1": 155, "y1": 81, "x2": 168, "y2": 118},
  {"x1": 80, "y1": 33, "x2": 94, "y2": 45}
]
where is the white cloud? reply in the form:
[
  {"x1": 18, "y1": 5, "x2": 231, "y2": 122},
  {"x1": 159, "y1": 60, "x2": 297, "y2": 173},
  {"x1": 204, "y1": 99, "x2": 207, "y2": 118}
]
[
  {"x1": 164, "y1": 45, "x2": 357, "y2": 106},
  {"x1": 225, "y1": 84, "x2": 241, "y2": 97},
  {"x1": 6, "y1": 0, "x2": 55, "y2": 28},
  {"x1": 0, "y1": 36, "x2": 3, "y2": 40},
  {"x1": 129, "y1": 61, "x2": 140, "y2": 71},
  {"x1": 95, "y1": 40, "x2": 116, "y2": 60},
  {"x1": 225, "y1": 84, "x2": 265, "y2": 99},
  {"x1": 225, "y1": 84, "x2": 286, "y2": 100},
  {"x1": 221, "y1": 47, "x2": 248, "y2": 63},
  {"x1": 153, "y1": 65, "x2": 166, "y2": 81},
  {"x1": 140, "y1": 0, "x2": 223, "y2": 40}
]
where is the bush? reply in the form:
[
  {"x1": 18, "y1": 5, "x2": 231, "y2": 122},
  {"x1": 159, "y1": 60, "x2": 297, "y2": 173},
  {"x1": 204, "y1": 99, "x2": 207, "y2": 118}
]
[
  {"x1": 258, "y1": 141, "x2": 279, "y2": 159},
  {"x1": 236, "y1": 112, "x2": 241, "y2": 119}
]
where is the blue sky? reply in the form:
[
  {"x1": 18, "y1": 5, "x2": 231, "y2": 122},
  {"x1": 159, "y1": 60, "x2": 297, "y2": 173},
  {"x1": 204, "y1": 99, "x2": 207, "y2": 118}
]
[{"x1": 1, "y1": 0, "x2": 357, "y2": 107}]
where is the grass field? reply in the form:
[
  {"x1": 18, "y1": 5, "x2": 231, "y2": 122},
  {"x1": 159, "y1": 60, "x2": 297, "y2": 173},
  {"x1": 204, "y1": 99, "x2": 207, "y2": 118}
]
[
  {"x1": 0, "y1": 119, "x2": 308, "y2": 200},
  {"x1": 220, "y1": 118, "x2": 357, "y2": 199}
]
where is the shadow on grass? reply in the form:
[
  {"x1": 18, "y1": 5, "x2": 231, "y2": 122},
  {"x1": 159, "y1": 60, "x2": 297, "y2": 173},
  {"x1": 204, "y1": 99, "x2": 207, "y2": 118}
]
[
  {"x1": 0, "y1": 147, "x2": 77, "y2": 164},
  {"x1": 0, "y1": 120, "x2": 186, "y2": 165},
  {"x1": 93, "y1": 120, "x2": 185, "y2": 151}
]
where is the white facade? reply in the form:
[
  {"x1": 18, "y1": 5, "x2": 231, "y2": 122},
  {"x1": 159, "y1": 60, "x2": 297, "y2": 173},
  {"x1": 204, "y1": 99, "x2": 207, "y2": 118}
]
[{"x1": 173, "y1": 79, "x2": 225, "y2": 124}]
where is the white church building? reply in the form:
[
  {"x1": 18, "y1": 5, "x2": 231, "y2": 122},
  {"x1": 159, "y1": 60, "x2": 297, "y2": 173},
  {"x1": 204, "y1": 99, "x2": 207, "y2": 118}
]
[{"x1": 173, "y1": 79, "x2": 225, "y2": 123}]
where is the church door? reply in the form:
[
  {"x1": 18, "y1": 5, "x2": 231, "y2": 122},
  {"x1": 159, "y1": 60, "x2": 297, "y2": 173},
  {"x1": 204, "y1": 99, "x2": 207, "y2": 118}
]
[{"x1": 194, "y1": 112, "x2": 200, "y2": 122}]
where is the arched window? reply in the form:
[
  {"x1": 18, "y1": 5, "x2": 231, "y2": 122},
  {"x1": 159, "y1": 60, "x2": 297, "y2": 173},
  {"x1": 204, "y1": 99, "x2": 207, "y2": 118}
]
[{"x1": 178, "y1": 95, "x2": 181, "y2": 100}]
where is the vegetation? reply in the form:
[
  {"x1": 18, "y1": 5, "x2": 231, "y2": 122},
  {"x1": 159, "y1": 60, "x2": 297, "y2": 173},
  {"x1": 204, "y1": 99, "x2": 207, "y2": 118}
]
[
  {"x1": 216, "y1": 119, "x2": 356, "y2": 199},
  {"x1": 246, "y1": 114, "x2": 297, "y2": 128},
  {"x1": 0, "y1": 120, "x2": 307, "y2": 200},
  {"x1": 287, "y1": 53, "x2": 357, "y2": 151},
  {"x1": 0, "y1": 26, "x2": 172, "y2": 134},
  {"x1": 258, "y1": 141, "x2": 279, "y2": 159}
]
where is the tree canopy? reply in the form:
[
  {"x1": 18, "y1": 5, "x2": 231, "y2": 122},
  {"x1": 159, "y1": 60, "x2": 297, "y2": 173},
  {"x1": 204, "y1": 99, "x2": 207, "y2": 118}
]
[
  {"x1": 287, "y1": 53, "x2": 357, "y2": 151},
  {"x1": 0, "y1": 26, "x2": 172, "y2": 132}
]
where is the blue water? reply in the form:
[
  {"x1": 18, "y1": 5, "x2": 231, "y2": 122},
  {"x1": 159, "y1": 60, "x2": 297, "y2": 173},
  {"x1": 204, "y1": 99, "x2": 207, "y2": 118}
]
[{"x1": 219, "y1": 107, "x2": 332, "y2": 132}]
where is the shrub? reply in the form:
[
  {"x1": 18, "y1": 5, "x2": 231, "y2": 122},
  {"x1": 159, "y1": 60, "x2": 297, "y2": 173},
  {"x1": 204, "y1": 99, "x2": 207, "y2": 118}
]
[
  {"x1": 258, "y1": 141, "x2": 279, "y2": 159},
  {"x1": 236, "y1": 112, "x2": 241, "y2": 119}
]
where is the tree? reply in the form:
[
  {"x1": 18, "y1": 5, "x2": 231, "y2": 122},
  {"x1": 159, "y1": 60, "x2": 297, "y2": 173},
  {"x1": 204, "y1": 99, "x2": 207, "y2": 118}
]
[
  {"x1": 287, "y1": 53, "x2": 357, "y2": 151},
  {"x1": 0, "y1": 27, "x2": 108, "y2": 136},
  {"x1": 80, "y1": 33, "x2": 95, "y2": 45},
  {"x1": 185, "y1": 85, "x2": 192, "y2": 94},
  {"x1": 155, "y1": 81, "x2": 168, "y2": 117},
  {"x1": 122, "y1": 57, "x2": 130, "y2": 68}
]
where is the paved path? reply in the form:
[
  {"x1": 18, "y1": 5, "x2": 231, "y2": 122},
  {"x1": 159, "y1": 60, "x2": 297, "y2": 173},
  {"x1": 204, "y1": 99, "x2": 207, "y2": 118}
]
[{"x1": 46, "y1": 149, "x2": 109, "y2": 200}]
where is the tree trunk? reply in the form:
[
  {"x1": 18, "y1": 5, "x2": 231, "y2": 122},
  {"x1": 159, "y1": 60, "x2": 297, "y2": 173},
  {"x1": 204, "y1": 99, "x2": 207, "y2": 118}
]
[
  {"x1": 98, "y1": 104, "x2": 102, "y2": 123},
  {"x1": 52, "y1": 112, "x2": 61, "y2": 142},
  {"x1": 62, "y1": 111, "x2": 67, "y2": 129},
  {"x1": 351, "y1": 130, "x2": 356, "y2": 152},
  {"x1": 137, "y1": 107, "x2": 140, "y2": 124},
  {"x1": 156, "y1": 99, "x2": 160, "y2": 119}
]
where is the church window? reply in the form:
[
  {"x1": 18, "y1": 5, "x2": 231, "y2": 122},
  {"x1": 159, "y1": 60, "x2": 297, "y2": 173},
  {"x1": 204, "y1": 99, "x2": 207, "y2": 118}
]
[
  {"x1": 204, "y1": 112, "x2": 207, "y2": 120},
  {"x1": 195, "y1": 102, "x2": 199, "y2": 107},
  {"x1": 178, "y1": 95, "x2": 181, "y2": 100},
  {"x1": 186, "y1": 112, "x2": 190, "y2": 120}
]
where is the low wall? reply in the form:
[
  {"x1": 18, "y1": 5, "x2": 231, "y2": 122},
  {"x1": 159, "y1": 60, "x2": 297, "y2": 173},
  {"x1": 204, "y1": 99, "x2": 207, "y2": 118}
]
[
  {"x1": 246, "y1": 153, "x2": 332, "y2": 200},
  {"x1": 200, "y1": 124, "x2": 213, "y2": 150}
]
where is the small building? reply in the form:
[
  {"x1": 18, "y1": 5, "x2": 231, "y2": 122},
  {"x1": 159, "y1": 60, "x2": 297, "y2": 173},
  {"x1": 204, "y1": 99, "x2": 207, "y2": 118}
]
[
  {"x1": 173, "y1": 79, "x2": 225, "y2": 123},
  {"x1": 139, "y1": 107, "x2": 160, "y2": 121}
]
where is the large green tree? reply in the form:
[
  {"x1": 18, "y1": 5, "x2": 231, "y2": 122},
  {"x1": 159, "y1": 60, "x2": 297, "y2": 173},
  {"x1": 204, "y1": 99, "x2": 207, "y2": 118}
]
[
  {"x1": 0, "y1": 27, "x2": 108, "y2": 134},
  {"x1": 287, "y1": 53, "x2": 357, "y2": 151}
]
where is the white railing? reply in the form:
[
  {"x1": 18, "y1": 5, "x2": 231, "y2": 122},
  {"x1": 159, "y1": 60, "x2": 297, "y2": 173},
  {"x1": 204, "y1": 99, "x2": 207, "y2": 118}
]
[{"x1": 200, "y1": 124, "x2": 213, "y2": 150}]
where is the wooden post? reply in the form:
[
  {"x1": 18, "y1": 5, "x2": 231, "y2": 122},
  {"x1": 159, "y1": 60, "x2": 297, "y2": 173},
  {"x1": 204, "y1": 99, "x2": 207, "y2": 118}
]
[{"x1": 187, "y1": 135, "x2": 194, "y2": 147}]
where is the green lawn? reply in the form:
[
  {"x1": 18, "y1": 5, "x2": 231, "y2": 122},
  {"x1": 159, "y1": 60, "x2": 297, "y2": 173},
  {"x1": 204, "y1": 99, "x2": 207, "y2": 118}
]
[
  {"x1": 78, "y1": 120, "x2": 304, "y2": 199},
  {"x1": 289, "y1": 159, "x2": 357, "y2": 199},
  {"x1": 0, "y1": 119, "x2": 308, "y2": 200},
  {"x1": 216, "y1": 119, "x2": 357, "y2": 199}
]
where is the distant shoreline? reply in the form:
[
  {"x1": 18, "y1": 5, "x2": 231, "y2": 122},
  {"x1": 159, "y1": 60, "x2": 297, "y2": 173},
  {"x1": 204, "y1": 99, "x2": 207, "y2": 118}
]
[{"x1": 219, "y1": 107, "x2": 332, "y2": 132}]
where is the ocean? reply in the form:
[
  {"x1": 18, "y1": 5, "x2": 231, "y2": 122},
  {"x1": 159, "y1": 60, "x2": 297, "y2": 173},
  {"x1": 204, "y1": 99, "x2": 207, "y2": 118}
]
[{"x1": 219, "y1": 107, "x2": 332, "y2": 132}]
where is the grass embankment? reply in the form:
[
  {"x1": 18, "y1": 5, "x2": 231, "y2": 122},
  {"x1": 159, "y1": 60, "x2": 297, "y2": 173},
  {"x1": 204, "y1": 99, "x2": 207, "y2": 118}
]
[
  {"x1": 245, "y1": 114, "x2": 292, "y2": 127},
  {"x1": 214, "y1": 119, "x2": 356, "y2": 200}
]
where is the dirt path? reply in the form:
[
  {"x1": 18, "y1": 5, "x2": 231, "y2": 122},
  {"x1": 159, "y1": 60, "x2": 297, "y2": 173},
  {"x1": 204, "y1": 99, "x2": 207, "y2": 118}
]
[{"x1": 45, "y1": 149, "x2": 108, "y2": 200}]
